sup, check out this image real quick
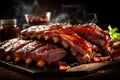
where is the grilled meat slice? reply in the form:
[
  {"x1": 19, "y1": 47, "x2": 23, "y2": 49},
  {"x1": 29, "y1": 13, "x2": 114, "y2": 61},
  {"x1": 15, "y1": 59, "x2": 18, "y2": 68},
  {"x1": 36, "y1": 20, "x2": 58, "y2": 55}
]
[
  {"x1": 24, "y1": 27, "x2": 93, "y2": 63},
  {"x1": 0, "y1": 38, "x2": 20, "y2": 59},
  {"x1": 0, "y1": 38, "x2": 67, "y2": 68},
  {"x1": 20, "y1": 23, "x2": 114, "y2": 63},
  {"x1": 66, "y1": 23, "x2": 112, "y2": 55}
]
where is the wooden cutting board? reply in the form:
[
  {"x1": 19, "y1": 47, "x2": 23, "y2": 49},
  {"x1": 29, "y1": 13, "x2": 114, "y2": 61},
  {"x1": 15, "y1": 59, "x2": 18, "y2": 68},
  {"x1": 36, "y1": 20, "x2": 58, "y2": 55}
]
[
  {"x1": 66, "y1": 57, "x2": 120, "y2": 73},
  {"x1": 0, "y1": 56, "x2": 120, "y2": 77}
]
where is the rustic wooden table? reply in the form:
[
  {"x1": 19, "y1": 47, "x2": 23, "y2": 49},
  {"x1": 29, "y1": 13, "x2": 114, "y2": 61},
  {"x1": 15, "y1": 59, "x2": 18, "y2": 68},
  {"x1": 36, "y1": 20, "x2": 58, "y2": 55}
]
[{"x1": 0, "y1": 64, "x2": 120, "y2": 80}]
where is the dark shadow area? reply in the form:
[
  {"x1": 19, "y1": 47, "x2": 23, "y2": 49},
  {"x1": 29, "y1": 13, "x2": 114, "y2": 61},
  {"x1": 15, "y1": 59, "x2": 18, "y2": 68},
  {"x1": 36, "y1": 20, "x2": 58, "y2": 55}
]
[{"x1": 0, "y1": 0, "x2": 120, "y2": 29}]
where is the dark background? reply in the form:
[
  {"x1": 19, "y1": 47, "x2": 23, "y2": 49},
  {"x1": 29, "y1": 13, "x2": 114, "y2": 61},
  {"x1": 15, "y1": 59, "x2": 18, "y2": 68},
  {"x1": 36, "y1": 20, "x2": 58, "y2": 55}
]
[{"x1": 0, "y1": 0, "x2": 120, "y2": 29}]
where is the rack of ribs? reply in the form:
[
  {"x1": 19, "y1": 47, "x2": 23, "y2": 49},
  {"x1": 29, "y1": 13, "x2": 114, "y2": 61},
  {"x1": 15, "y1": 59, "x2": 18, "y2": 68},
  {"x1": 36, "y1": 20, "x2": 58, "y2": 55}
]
[
  {"x1": 0, "y1": 38, "x2": 67, "y2": 68},
  {"x1": 21, "y1": 23, "x2": 113, "y2": 62},
  {"x1": 1, "y1": 22, "x2": 116, "y2": 71}
]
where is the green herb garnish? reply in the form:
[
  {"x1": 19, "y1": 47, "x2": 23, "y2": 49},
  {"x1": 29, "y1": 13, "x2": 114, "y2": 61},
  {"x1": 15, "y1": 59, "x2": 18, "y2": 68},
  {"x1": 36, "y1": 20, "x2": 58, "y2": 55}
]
[{"x1": 107, "y1": 25, "x2": 120, "y2": 41}]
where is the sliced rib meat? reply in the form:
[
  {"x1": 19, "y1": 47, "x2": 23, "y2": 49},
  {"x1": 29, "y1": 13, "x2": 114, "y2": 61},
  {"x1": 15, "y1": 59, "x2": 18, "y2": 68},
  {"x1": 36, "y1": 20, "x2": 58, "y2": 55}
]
[
  {"x1": 0, "y1": 38, "x2": 67, "y2": 67},
  {"x1": 66, "y1": 23, "x2": 112, "y2": 55},
  {"x1": 23, "y1": 26, "x2": 93, "y2": 63}
]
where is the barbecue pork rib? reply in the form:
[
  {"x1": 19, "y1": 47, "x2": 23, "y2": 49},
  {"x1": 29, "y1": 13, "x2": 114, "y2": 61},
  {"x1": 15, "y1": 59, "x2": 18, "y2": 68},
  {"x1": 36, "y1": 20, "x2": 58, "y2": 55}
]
[
  {"x1": 21, "y1": 23, "x2": 114, "y2": 62},
  {"x1": 0, "y1": 38, "x2": 20, "y2": 59},
  {"x1": 65, "y1": 23, "x2": 112, "y2": 55},
  {"x1": 21, "y1": 23, "x2": 112, "y2": 51},
  {"x1": 0, "y1": 22, "x2": 116, "y2": 71},
  {"x1": 72, "y1": 22, "x2": 111, "y2": 52},
  {"x1": 0, "y1": 38, "x2": 67, "y2": 67},
  {"x1": 21, "y1": 23, "x2": 63, "y2": 39},
  {"x1": 21, "y1": 24, "x2": 94, "y2": 63}
]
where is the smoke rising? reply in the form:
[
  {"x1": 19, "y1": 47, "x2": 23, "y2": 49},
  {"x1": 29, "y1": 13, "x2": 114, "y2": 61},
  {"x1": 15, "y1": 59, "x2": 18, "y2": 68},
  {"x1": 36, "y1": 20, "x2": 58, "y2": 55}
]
[
  {"x1": 51, "y1": 3, "x2": 98, "y2": 25},
  {"x1": 50, "y1": 13, "x2": 70, "y2": 23},
  {"x1": 0, "y1": 0, "x2": 98, "y2": 27}
]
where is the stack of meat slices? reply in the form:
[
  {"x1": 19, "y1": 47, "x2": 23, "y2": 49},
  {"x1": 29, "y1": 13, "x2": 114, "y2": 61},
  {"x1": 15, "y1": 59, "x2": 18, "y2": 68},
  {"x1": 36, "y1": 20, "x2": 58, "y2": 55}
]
[
  {"x1": 0, "y1": 22, "x2": 114, "y2": 71},
  {"x1": 21, "y1": 23, "x2": 113, "y2": 61}
]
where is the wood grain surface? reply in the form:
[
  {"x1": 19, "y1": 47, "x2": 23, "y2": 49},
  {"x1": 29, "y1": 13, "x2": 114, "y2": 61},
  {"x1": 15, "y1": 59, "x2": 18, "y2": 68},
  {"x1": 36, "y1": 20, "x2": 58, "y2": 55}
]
[{"x1": 1, "y1": 57, "x2": 120, "y2": 80}]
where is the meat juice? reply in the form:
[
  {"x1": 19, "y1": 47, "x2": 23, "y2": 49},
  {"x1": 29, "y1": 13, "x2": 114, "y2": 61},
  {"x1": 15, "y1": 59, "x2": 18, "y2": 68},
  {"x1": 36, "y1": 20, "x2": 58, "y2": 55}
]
[{"x1": 0, "y1": 19, "x2": 20, "y2": 42}]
